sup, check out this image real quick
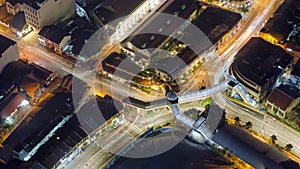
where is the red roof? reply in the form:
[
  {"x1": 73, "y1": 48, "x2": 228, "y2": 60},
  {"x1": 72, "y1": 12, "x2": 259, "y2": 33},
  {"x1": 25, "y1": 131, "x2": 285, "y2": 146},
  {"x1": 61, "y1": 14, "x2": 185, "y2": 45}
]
[
  {"x1": 0, "y1": 93, "x2": 25, "y2": 119},
  {"x1": 267, "y1": 85, "x2": 300, "y2": 110}
]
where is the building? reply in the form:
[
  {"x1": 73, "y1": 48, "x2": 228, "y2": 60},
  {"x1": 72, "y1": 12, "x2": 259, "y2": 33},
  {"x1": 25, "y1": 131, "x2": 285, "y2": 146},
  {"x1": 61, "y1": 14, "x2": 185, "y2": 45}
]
[
  {"x1": 230, "y1": 38, "x2": 293, "y2": 102},
  {"x1": 5, "y1": 0, "x2": 25, "y2": 15},
  {"x1": 191, "y1": 7, "x2": 242, "y2": 49},
  {"x1": 290, "y1": 59, "x2": 300, "y2": 85},
  {"x1": 121, "y1": 5, "x2": 241, "y2": 80},
  {"x1": 101, "y1": 52, "x2": 152, "y2": 86},
  {"x1": 19, "y1": 76, "x2": 40, "y2": 98},
  {"x1": 92, "y1": 0, "x2": 146, "y2": 28},
  {"x1": 0, "y1": 35, "x2": 19, "y2": 73},
  {"x1": 23, "y1": 0, "x2": 75, "y2": 30},
  {"x1": 38, "y1": 16, "x2": 96, "y2": 57},
  {"x1": 31, "y1": 115, "x2": 87, "y2": 169},
  {"x1": 0, "y1": 60, "x2": 55, "y2": 102},
  {"x1": 266, "y1": 85, "x2": 300, "y2": 118},
  {"x1": 121, "y1": 0, "x2": 199, "y2": 64},
  {"x1": 0, "y1": 93, "x2": 27, "y2": 120},
  {"x1": 9, "y1": 12, "x2": 31, "y2": 37},
  {"x1": 76, "y1": 95, "x2": 124, "y2": 134},
  {"x1": 93, "y1": 0, "x2": 171, "y2": 43},
  {"x1": 0, "y1": 94, "x2": 124, "y2": 168},
  {"x1": 260, "y1": 0, "x2": 300, "y2": 53},
  {"x1": 0, "y1": 78, "x2": 16, "y2": 105},
  {"x1": 0, "y1": 92, "x2": 74, "y2": 163},
  {"x1": 38, "y1": 25, "x2": 71, "y2": 54},
  {"x1": 1, "y1": 60, "x2": 55, "y2": 87}
]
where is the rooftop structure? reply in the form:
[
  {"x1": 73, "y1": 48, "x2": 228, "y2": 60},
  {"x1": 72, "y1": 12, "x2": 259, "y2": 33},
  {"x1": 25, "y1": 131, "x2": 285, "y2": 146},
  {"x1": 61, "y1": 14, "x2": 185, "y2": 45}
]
[
  {"x1": 23, "y1": 0, "x2": 47, "y2": 10},
  {"x1": 38, "y1": 24, "x2": 71, "y2": 54},
  {"x1": 38, "y1": 16, "x2": 96, "y2": 57},
  {"x1": 1, "y1": 92, "x2": 74, "y2": 161},
  {"x1": 1, "y1": 60, "x2": 54, "y2": 86},
  {"x1": 0, "y1": 93, "x2": 26, "y2": 119},
  {"x1": 9, "y1": 12, "x2": 29, "y2": 37},
  {"x1": 31, "y1": 116, "x2": 87, "y2": 169},
  {"x1": 101, "y1": 52, "x2": 151, "y2": 85},
  {"x1": 6, "y1": 0, "x2": 26, "y2": 15},
  {"x1": 231, "y1": 37, "x2": 293, "y2": 101},
  {"x1": 291, "y1": 59, "x2": 300, "y2": 78},
  {"x1": 191, "y1": 7, "x2": 242, "y2": 44},
  {"x1": 93, "y1": 0, "x2": 144, "y2": 27},
  {"x1": 38, "y1": 25, "x2": 70, "y2": 46},
  {"x1": 266, "y1": 84, "x2": 300, "y2": 118},
  {"x1": 0, "y1": 78, "x2": 16, "y2": 104},
  {"x1": 0, "y1": 35, "x2": 19, "y2": 73},
  {"x1": 76, "y1": 95, "x2": 123, "y2": 133},
  {"x1": 23, "y1": 0, "x2": 75, "y2": 30},
  {"x1": 122, "y1": 0, "x2": 199, "y2": 56},
  {"x1": 0, "y1": 36, "x2": 16, "y2": 57},
  {"x1": 260, "y1": 0, "x2": 300, "y2": 52}
]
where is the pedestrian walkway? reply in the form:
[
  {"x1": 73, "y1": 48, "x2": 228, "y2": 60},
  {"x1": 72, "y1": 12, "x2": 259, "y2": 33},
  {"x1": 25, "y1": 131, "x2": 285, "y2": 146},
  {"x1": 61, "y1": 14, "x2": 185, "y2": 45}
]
[{"x1": 121, "y1": 119, "x2": 144, "y2": 135}]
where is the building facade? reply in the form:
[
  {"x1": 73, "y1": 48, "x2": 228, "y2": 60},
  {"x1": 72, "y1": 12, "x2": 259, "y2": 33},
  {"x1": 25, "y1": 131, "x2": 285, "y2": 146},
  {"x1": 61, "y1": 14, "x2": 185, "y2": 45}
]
[
  {"x1": 38, "y1": 25, "x2": 71, "y2": 54},
  {"x1": 23, "y1": 0, "x2": 75, "y2": 30},
  {"x1": 6, "y1": 0, "x2": 25, "y2": 15},
  {"x1": 230, "y1": 38, "x2": 293, "y2": 102},
  {"x1": 266, "y1": 85, "x2": 300, "y2": 118},
  {"x1": 0, "y1": 35, "x2": 19, "y2": 73}
]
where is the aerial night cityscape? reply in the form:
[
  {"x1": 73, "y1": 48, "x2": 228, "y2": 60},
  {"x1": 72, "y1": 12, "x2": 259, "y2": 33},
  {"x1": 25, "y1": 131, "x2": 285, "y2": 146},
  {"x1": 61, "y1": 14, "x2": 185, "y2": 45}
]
[{"x1": 0, "y1": 0, "x2": 299, "y2": 168}]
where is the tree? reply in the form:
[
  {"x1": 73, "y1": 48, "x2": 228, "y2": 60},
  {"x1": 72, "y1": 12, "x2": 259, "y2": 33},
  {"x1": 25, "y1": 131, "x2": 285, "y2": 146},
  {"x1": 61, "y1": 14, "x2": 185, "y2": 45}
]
[
  {"x1": 285, "y1": 144, "x2": 293, "y2": 151},
  {"x1": 270, "y1": 135, "x2": 277, "y2": 144},
  {"x1": 245, "y1": 121, "x2": 252, "y2": 129},
  {"x1": 234, "y1": 116, "x2": 241, "y2": 125},
  {"x1": 200, "y1": 86, "x2": 206, "y2": 90}
]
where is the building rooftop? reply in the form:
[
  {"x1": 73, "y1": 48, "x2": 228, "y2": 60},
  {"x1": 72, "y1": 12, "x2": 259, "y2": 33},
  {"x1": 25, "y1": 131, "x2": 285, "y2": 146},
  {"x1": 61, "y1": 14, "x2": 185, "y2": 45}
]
[
  {"x1": 0, "y1": 78, "x2": 15, "y2": 103},
  {"x1": 93, "y1": 0, "x2": 144, "y2": 25},
  {"x1": 0, "y1": 35, "x2": 16, "y2": 57},
  {"x1": 24, "y1": 0, "x2": 47, "y2": 10},
  {"x1": 2, "y1": 92, "x2": 73, "y2": 153},
  {"x1": 9, "y1": 12, "x2": 26, "y2": 31},
  {"x1": 76, "y1": 95, "x2": 123, "y2": 133},
  {"x1": 163, "y1": 0, "x2": 198, "y2": 18},
  {"x1": 102, "y1": 52, "x2": 143, "y2": 80},
  {"x1": 122, "y1": 0, "x2": 199, "y2": 53},
  {"x1": 1, "y1": 61, "x2": 31, "y2": 84},
  {"x1": 1, "y1": 60, "x2": 53, "y2": 85},
  {"x1": 291, "y1": 59, "x2": 300, "y2": 77},
  {"x1": 0, "y1": 93, "x2": 25, "y2": 119},
  {"x1": 267, "y1": 84, "x2": 300, "y2": 110},
  {"x1": 122, "y1": 97, "x2": 168, "y2": 109},
  {"x1": 39, "y1": 25, "x2": 70, "y2": 45},
  {"x1": 260, "y1": 0, "x2": 300, "y2": 47},
  {"x1": 30, "y1": 63, "x2": 53, "y2": 80},
  {"x1": 6, "y1": 0, "x2": 23, "y2": 6},
  {"x1": 32, "y1": 116, "x2": 87, "y2": 169},
  {"x1": 19, "y1": 76, "x2": 39, "y2": 95},
  {"x1": 260, "y1": 15, "x2": 293, "y2": 43},
  {"x1": 69, "y1": 17, "x2": 96, "y2": 55},
  {"x1": 232, "y1": 38, "x2": 293, "y2": 86},
  {"x1": 191, "y1": 7, "x2": 242, "y2": 44}
]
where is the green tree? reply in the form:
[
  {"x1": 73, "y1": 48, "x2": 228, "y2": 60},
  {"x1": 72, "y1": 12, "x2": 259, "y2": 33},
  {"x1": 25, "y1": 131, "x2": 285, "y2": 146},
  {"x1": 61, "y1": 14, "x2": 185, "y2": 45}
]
[
  {"x1": 285, "y1": 144, "x2": 293, "y2": 151},
  {"x1": 270, "y1": 135, "x2": 277, "y2": 144},
  {"x1": 200, "y1": 86, "x2": 206, "y2": 90},
  {"x1": 234, "y1": 116, "x2": 241, "y2": 125},
  {"x1": 245, "y1": 121, "x2": 252, "y2": 129}
]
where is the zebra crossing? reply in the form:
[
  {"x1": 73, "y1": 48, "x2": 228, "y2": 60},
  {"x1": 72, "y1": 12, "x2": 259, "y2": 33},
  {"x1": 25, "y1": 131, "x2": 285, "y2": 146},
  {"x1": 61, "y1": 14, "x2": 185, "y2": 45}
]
[
  {"x1": 198, "y1": 70, "x2": 216, "y2": 76},
  {"x1": 120, "y1": 119, "x2": 144, "y2": 135}
]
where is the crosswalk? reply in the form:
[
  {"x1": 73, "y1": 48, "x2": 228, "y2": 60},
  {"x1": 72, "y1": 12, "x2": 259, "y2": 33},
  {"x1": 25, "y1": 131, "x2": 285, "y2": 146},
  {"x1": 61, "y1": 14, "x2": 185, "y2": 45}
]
[
  {"x1": 198, "y1": 70, "x2": 216, "y2": 76},
  {"x1": 120, "y1": 119, "x2": 144, "y2": 135}
]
